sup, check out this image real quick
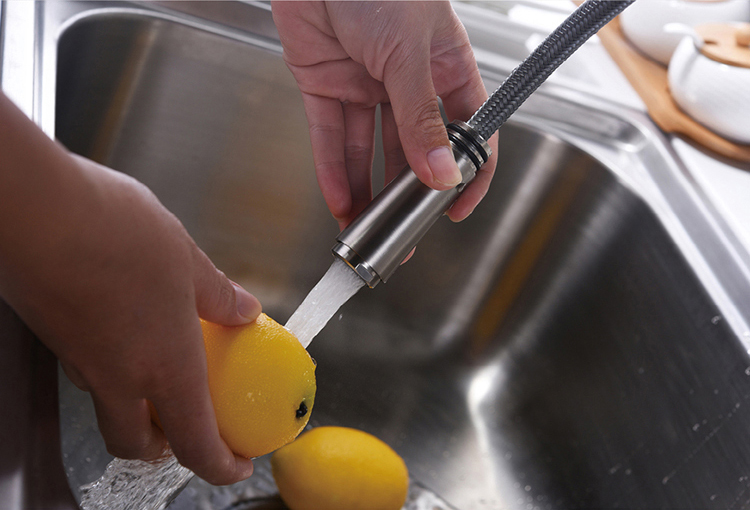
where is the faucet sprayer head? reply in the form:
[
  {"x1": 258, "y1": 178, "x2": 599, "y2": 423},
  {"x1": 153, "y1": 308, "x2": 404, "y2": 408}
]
[{"x1": 332, "y1": 121, "x2": 490, "y2": 288}]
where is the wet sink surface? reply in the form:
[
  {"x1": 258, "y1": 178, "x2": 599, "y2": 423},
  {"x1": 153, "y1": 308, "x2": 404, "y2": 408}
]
[{"x1": 54, "y1": 6, "x2": 750, "y2": 510}]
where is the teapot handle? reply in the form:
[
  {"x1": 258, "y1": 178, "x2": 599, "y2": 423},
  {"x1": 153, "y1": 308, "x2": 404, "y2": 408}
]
[{"x1": 664, "y1": 23, "x2": 704, "y2": 49}]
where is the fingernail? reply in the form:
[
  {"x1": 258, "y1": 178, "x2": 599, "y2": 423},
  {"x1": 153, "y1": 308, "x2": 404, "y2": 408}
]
[
  {"x1": 232, "y1": 282, "x2": 262, "y2": 321},
  {"x1": 427, "y1": 146, "x2": 462, "y2": 187}
]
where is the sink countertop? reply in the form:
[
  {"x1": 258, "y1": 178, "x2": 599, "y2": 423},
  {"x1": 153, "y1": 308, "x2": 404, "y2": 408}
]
[{"x1": 458, "y1": 0, "x2": 750, "y2": 252}]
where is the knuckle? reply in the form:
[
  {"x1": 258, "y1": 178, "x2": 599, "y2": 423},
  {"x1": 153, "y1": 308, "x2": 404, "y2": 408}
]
[
  {"x1": 403, "y1": 96, "x2": 446, "y2": 144},
  {"x1": 308, "y1": 122, "x2": 340, "y2": 139},
  {"x1": 413, "y1": 98, "x2": 445, "y2": 131},
  {"x1": 345, "y1": 144, "x2": 374, "y2": 166},
  {"x1": 212, "y1": 273, "x2": 235, "y2": 310}
]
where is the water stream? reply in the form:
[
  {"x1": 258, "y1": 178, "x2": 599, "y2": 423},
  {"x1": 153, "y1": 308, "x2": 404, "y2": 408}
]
[{"x1": 284, "y1": 257, "x2": 365, "y2": 347}]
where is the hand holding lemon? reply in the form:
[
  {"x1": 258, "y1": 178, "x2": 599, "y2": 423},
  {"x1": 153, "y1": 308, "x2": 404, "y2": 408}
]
[
  {"x1": 201, "y1": 314, "x2": 316, "y2": 458},
  {"x1": 153, "y1": 312, "x2": 410, "y2": 510},
  {"x1": 193, "y1": 315, "x2": 410, "y2": 510},
  {"x1": 151, "y1": 313, "x2": 317, "y2": 459}
]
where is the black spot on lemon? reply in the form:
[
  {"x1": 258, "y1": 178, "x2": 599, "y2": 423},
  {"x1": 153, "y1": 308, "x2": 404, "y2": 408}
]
[{"x1": 296, "y1": 401, "x2": 308, "y2": 419}]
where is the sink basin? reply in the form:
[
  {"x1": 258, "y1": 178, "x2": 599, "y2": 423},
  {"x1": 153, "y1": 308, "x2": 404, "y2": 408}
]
[{"x1": 3, "y1": 2, "x2": 750, "y2": 509}]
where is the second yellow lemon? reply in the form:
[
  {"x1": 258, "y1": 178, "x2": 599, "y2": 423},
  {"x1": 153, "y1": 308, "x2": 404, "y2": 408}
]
[
  {"x1": 202, "y1": 314, "x2": 316, "y2": 458},
  {"x1": 271, "y1": 426, "x2": 409, "y2": 510}
]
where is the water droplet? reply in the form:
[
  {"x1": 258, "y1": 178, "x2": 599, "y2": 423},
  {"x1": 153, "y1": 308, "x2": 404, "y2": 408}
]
[
  {"x1": 525, "y1": 485, "x2": 532, "y2": 492},
  {"x1": 692, "y1": 423, "x2": 700, "y2": 431},
  {"x1": 712, "y1": 315, "x2": 722, "y2": 324},
  {"x1": 710, "y1": 494, "x2": 717, "y2": 501}
]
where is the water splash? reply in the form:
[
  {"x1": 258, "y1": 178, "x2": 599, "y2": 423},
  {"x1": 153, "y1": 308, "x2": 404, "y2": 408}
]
[
  {"x1": 79, "y1": 451, "x2": 193, "y2": 510},
  {"x1": 79, "y1": 452, "x2": 453, "y2": 510},
  {"x1": 285, "y1": 258, "x2": 365, "y2": 347}
]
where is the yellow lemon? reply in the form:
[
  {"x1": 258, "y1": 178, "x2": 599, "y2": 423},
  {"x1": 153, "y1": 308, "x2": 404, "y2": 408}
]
[
  {"x1": 202, "y1": 313, "x2": 316, "y2": 458},
  {"x1": 271, "y1": 426, "x2": 409, "y2": 510}
]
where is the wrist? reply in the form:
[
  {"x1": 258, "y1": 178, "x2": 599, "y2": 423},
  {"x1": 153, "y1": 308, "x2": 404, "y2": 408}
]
[{"x1": 0, "y1": 94, "x2": 96, "y2": 303}]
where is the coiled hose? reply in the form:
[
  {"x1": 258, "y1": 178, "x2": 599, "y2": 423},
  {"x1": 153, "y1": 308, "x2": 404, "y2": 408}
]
[{"x1": 468, "y1": 0, "x2": 635, "y2": 141}]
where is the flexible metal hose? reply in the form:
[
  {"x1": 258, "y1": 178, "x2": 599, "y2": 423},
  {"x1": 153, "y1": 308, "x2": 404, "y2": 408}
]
[{"x1": 468, "y1": 0, "x2": 635, "y2": 141}]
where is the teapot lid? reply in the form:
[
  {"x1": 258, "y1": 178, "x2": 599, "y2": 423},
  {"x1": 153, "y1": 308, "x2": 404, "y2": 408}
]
[{"x1": 696, "y1": 22, "x2": 750, "y2": 69}]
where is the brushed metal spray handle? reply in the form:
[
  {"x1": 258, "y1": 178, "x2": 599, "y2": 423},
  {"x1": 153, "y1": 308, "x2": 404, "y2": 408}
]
[{"x1": 333, "y1": 121, "x2": 490, "y2": 287}]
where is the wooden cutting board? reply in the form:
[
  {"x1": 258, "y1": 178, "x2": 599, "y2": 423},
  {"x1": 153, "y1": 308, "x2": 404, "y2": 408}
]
[{"x1": 597, "y1": 16, "x2": 750, "y2": 163}]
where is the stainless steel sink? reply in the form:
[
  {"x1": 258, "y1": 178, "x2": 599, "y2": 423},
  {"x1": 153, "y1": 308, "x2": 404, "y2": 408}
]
[{"x1": 4, "y1": 2, "x2": 750, "y2": 509}]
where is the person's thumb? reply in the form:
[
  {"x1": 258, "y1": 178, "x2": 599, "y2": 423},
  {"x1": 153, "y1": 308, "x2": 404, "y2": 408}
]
[
  {"x1": 192, "y1": 248, "x2": 261, "y2": 326},
  {"x1": 382, "y1": 44, "x2": 461, "y2": 191}
]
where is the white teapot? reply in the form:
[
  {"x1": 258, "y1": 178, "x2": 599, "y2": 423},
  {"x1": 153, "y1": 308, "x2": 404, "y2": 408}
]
[{"x1": 667, "y1": 22, "x2": 750, "y2": 144}]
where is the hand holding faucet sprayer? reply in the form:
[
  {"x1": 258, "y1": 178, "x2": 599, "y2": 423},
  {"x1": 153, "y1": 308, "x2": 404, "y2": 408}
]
[{"x1": 328, "y1": 0, "x2": 636, "y2": 287}]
